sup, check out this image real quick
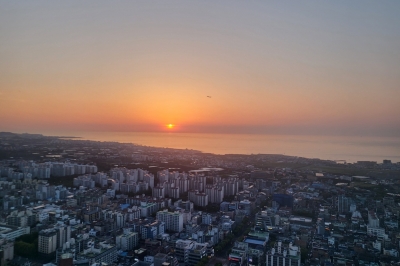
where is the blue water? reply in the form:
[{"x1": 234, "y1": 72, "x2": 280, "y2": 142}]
[{"x1": 53, "y1": 131, "x2": 400, "y2": 163}]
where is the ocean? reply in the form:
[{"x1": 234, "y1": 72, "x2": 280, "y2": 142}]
[{"x1": 55, "y1": 131, "x2": 400, "y2": 163}]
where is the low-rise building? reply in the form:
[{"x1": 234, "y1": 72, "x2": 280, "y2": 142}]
[
  {"x1": 175, "y1": 239, "x2": 207, "y2": 266},
  {"x1": 76, "y1": 241, "x2": 117, "y2": 265},
  {"x1": 0, "y1": 225, "x2": 30, "y2": 241},
  {"x1": 266, "y1": 241, "x2": 301, "y2": 266}
]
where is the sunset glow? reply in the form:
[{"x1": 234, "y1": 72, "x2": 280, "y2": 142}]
[
  {"x1": 1, "y1": 3, "x2": 399, "y2": 255},
  {"x1": 0, "y1": 1, "x2": 399, "y2": 137}
]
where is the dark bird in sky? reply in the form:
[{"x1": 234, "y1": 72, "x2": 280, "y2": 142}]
[{"x1": 207, "y1": 96, "x2": 211, "y2": 98}]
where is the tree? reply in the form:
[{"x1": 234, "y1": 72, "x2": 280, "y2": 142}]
[
  {"x1": 14, "y1": 232, "x2": 38, "y2": 259},
  {"x1": 196, "y1": 256, "x2": 209, "y2": 266},
  {"x1": 14, "y1": 241, "x2": 37, "y2": 258},
  {"x1": 301, "y1": 248, "x2": 309, "y2": 263}
]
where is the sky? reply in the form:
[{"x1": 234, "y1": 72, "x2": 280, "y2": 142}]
[{"x1": 1, "y1": 1, "x2": 400, "y2": 137}]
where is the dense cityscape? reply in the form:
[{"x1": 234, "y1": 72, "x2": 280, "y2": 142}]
[
  {"x1": 2, "y1": 0, "x2": 400, "y2": 265},
  {"x1": 0, "y1": 132, "x2": 399, "y2": 266}
]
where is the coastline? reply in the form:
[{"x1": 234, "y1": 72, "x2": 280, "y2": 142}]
[
  {"x1": 52, "y1": 131, "x2": 400, "y2": 164},
  {"x1": 1, "y1": 131, "x2": 399, "y2": 163}
]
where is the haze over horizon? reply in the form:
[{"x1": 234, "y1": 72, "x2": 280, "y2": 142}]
[{"x1": 1, "y1": 1, "x2": 400, "y2": 137}]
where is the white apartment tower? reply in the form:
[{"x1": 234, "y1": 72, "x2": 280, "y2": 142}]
[
  {"x1": 156, "y1": 210, "x2": 183, "y2": 232},
  {"x1": 368, "y1": 210, "x2": 380, "y2": 228},
  {"x1": 116, "y1": 231, "x2": 138, "y2": 251},
  {"x1": 38, "y1": 225, "x2": 70, "y2": 255},
  {"x1": 205, "y1": 186, "x2": 224, "y2": 204},
  {"x1": 188, "y1": 191, "x2": 209, "y2": 207},
  {"x1": 153, "y1": 186, "x2": 165, "y2": 198}
]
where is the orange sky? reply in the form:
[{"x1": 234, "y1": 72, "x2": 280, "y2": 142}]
[{"x1": 1, "y1": 1, "x2": 399, "y2": 136}]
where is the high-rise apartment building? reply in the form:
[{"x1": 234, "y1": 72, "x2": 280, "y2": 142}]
[
  {"x1": 368, "y1": 210, "x2": 380, "y2": 228},
  {"x1": 153, "y1": 186, "x2": 165, "y2": 198},
  {"x1": 188, "y1": 191, "x2": 208, "y2": 207},
  {"x1": 205, "y1": 186, "x2": 224, "y2": 204},
  {"x1": 337, "y1": 194, "x2": 351, "y2": 213},
  {"x1": 38, "y1": 224, "x2": 71, "y2": 256},
  {"x1": 156, "y1": 210, "x2": 183, "y2": 232},
  {"x1": 116, "y1": 231, "x2": 138, "y2": 251}
]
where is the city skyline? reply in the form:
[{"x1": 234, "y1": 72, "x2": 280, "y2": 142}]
[{"x1": 1, "y1": 1, "x2": 400, "y2": 137}]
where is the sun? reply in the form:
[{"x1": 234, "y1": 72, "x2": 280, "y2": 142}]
[{"x1": 167, "y1": 124, "x2": 174, "y2": 129}]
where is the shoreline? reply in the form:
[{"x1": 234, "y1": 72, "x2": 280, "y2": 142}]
[{"x1": 1, "y1": 131, "x2": 399, "y2": 164}]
